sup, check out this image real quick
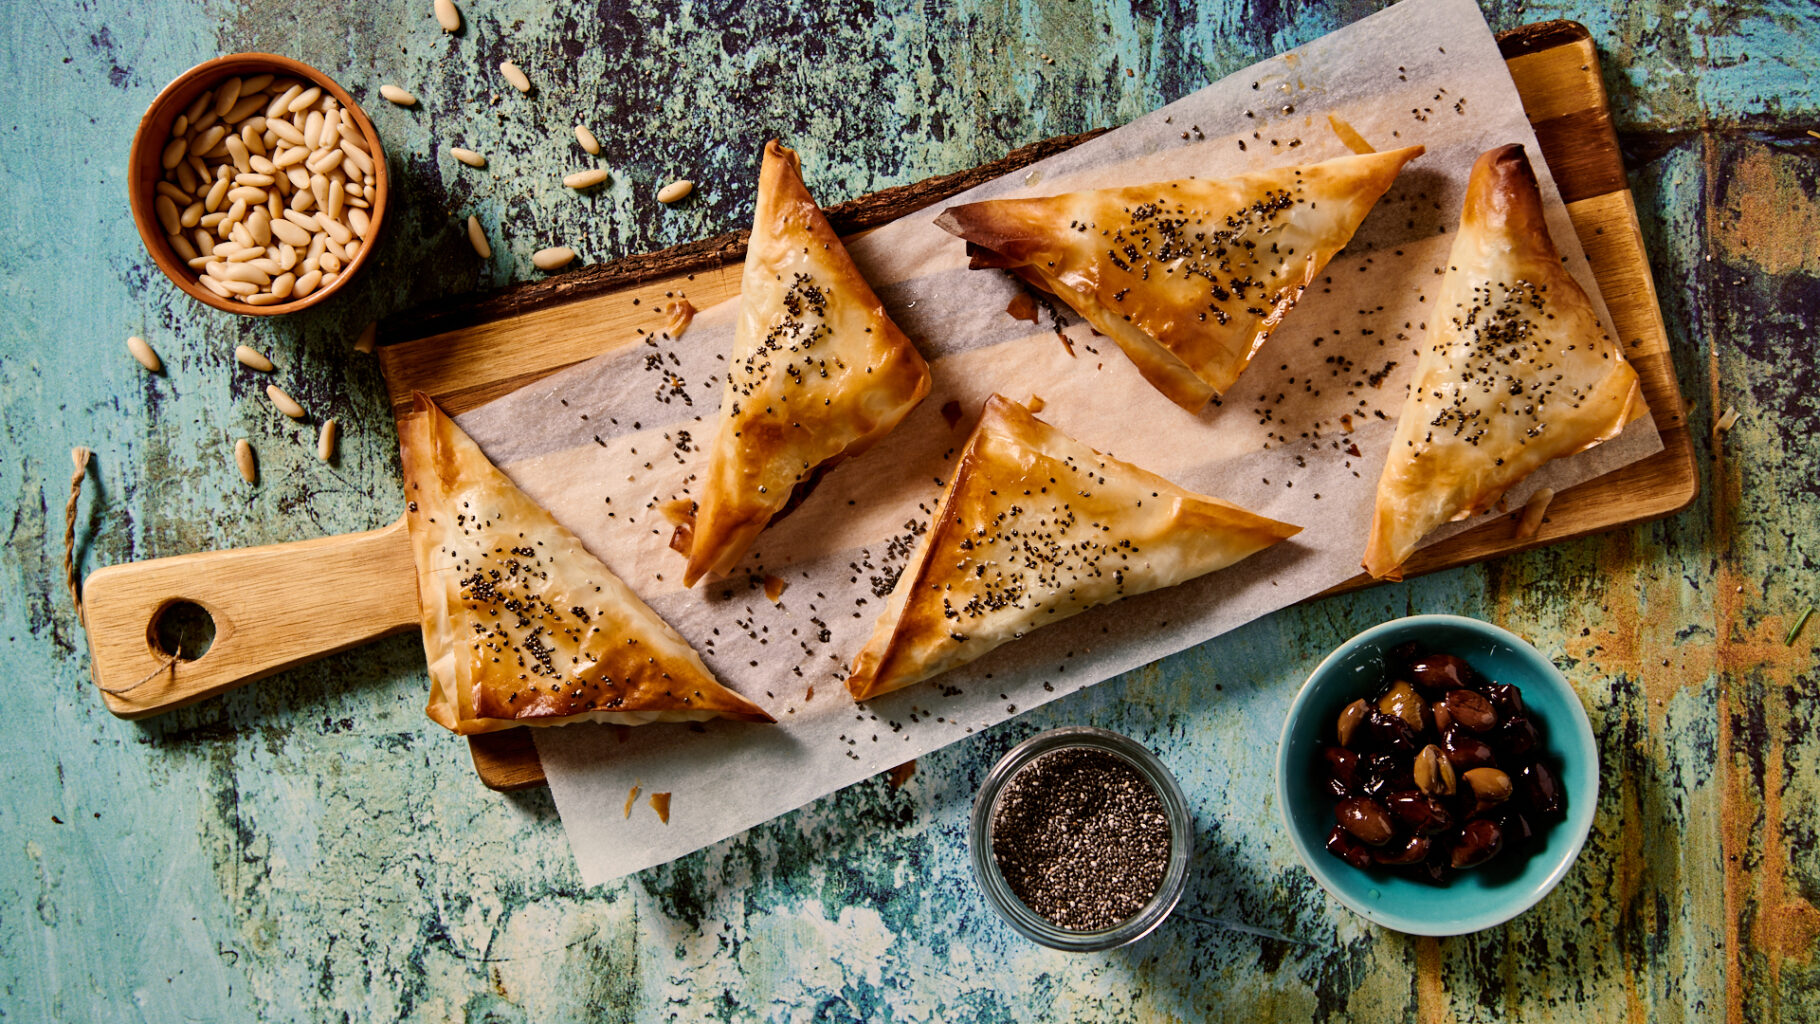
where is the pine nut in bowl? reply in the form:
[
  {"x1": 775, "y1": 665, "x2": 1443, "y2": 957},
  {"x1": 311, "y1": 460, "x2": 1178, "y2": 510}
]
[{"x1": 128, "y1": 53, "x2": 389, "y2": 317}]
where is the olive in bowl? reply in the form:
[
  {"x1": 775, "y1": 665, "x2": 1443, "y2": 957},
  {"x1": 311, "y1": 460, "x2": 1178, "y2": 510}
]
[{"x1": 1277, "y1": 615, "x2": 1598, "y2": 936}]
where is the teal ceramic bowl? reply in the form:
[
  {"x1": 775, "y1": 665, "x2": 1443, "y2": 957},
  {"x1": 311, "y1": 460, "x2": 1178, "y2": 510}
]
[{"x1": 1276, "y1": 614, "x2": 1598, "y2": 935}]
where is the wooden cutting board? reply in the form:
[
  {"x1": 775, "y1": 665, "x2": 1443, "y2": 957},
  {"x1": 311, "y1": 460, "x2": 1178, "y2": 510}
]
[{"x1": 80, "y1": 20, "x2": 1694, "y2": 792}]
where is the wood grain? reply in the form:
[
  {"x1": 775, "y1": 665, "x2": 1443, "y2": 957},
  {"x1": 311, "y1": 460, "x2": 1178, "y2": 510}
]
[
  {"x1": 81, "y1": 517, "x2": 419, "y2": 716},
  {"x1": 1503, "y1": 28, "x2": 1629, "y2": 203},
  {"x1": 467, "y1": 730, "x2": 546, "y2": 791}
]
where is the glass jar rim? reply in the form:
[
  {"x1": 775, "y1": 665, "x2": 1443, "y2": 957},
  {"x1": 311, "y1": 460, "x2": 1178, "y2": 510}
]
[{"x1": 968, "y1": 726, "x2": 1194, "y2": 951}]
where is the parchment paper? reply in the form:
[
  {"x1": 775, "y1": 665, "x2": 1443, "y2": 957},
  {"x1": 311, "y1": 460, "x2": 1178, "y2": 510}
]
[{"x1": 452, "y1": 0, "x2": 1662, "y2": 885}]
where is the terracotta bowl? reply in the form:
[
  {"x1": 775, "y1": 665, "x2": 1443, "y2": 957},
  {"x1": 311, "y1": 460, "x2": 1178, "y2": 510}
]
[{"x1": 128, "y1": 53, "x2": 389, "y2": 316}]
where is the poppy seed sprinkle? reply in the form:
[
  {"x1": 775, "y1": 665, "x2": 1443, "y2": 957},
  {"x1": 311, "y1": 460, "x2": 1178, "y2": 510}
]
[{"x1": 990, "y1": 747, "x2": 1171, "y2": 931}]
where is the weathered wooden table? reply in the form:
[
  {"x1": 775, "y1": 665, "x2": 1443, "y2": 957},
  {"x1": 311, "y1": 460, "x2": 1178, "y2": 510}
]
[{"x1": 3, "y1": 1, "x2": 1814, "y2": 1020}]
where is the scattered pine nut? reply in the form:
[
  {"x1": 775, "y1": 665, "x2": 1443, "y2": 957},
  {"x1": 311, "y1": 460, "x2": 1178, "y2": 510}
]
[
  {"x1": 354, "y1": 321, "x2": 378, "y2": 353},
  {"x1": 532, "y1": 245, "x2": 575, "y2": 271},
  {"x1": 656, "y1": 179, "x2": 694, "y2": 204},
  {"x1": 498, "y1": 61, "x2": 532, "y2": 94},
  {"x1": 266, "y1": 384, "x2": 306, "y2": 419},
  {"x1": 1514, "y1": 487, "x2": 1555, "y2": 540},
  {"x1": 575, "y1": 124, "x2": 600, "y2": 155},
  {"x1": 466, "y1": 215, "x2": 492, "y2": 259},
  {"x1": 317, "y1": 418, "x2": 339, "y2": 462},
  {"x1": 1712, "y1": 404, "x2": 1740, "y2": 443},
  {"x1": 234, "y1": 439, "x2": 257, "y2": 484},
  {"x1": 433, "y1": 0, "x2": 460, "y2": 32},
  {"x1": 563, "y1": 168, "x2": 609, "y2": 189},
  {"x1": 235, "y1": 345, "x2": 275, "y2": 371},
  {"x1": 450, "y1": 146, "x2": 487, "y2": 168},
  {"x1": 126, "y1": 335, "x2": 162, "y2": 373},
  {"x1": 379, "y1": 84, "x2": 417, "y2": 106}
]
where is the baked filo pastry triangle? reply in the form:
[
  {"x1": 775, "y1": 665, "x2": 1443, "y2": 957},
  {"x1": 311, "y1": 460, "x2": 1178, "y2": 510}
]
[
  {"x1": 684, "y1": 140, "x2": 932, "y2": 586},
  {"x1": 846, "y1": 395, "x2": 1301, "y2": 700},
  {"x1": 399, "y1": 392, "x2": 773, "y2": 734},
  {"x1": 1362, "y1": 144, "x2": 1644, "y2": 580},
  {"x1": 935, "y1": 146, "x2": 1423, "y2": 412}
]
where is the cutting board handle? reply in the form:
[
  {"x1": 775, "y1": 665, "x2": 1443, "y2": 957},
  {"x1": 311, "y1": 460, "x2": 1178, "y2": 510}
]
[{"x1": 79, "y1": 516, "x2": 420, "y2": 718}]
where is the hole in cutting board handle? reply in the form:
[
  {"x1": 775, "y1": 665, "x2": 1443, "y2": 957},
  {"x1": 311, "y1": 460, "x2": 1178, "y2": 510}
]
[{"x1": 149, "y1": 600, "x2": 216, "y2": 661}]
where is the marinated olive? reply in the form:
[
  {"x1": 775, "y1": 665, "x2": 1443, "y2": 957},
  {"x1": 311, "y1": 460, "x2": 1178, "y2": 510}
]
[
  {"x1": 1315, "y1": 647, "x2": 1564, "y2": 881},
  {"x1": 1413, "y1": 743, "x2": 1456, "y2": 797},
  {"x1": 1385, "y1": 789, "x2": 1454, "y2": 835},
  {"x1": 1463, "y1": 767, "x2": 1514, "y2": 816},
  {"x1": 1408, "y1": 653, "x2": 1474, "y2": 695},
  {"x1": 1359, "y1": 752, "x2": 1400, "y2": 798},
  {"x1": 1382, "y1": 763, "x2": 1418, "y2": 795},
  {"x1": 1364, "y1": 710, "x2": 1419, "y2": 755},
  {"x1": 1441, "y1": 724, "x2": 1497, "y2": 771},
  {"x1": 1335, "y1": 796, "x2": 1395, "y2": 846},
  {"x1": 1497, "y1": 809, "x2": 1536, "y2": 848},
  {"x1": 1442, "y1": 689, "x2": 1498, "y2": 732},
  {"x1": 1483, "y1": 681, "x2": 1525, "y2": 718},
  {"x1": 1495, "y1": 714, "x2": 1540, "y2": 760},
  {"x1": 1517, "y1": 760, "x2": 1564, "y2": 817},
  {"x1": 1373, "y1": 834, "x2": 1432, "y2": 866},
  {"x1": 1322, "y1": 746, "x2": 1362, "y2": 797},
  {"x1": 1449, "y1": 818, "x2": 1505, "y2": 868},
  {"x1": 1325, "y1": 825, "x2": 1375, "y2": 869},
  {"x1": 1378, "y1": 680, "x2": 1431, "y2": 734},
  {"x1": 1336, "y1": 698, "x2": 1369, "y2": 748}
]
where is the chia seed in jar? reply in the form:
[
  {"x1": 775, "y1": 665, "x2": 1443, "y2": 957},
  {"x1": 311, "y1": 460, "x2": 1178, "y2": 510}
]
[{"x1": 989, "y1": 747, "x2": 1171, "y2": 931}]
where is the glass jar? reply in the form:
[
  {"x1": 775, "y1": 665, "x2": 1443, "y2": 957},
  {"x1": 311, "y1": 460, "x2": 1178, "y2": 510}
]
[{"x1": 968, "y1": 726, "x2": 1194, "y2": 951}]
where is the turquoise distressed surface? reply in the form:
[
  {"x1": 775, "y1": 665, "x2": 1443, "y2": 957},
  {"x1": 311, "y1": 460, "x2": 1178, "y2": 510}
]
[{"x1": 2, "y1": 1, "x2": 1816, "y2": 1021}]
